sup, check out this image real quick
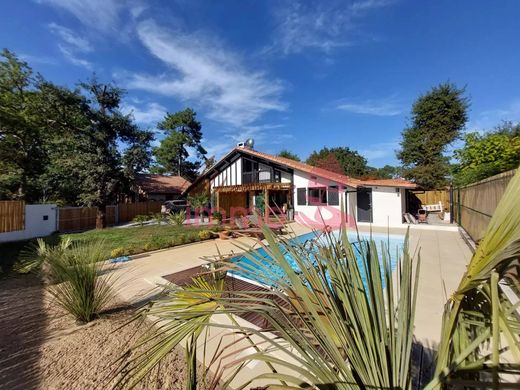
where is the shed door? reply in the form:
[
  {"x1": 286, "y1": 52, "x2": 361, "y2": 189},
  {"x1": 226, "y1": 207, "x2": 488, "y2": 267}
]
[{"x1": 357, "y1": 188, "x2": 372, "y2": 223}]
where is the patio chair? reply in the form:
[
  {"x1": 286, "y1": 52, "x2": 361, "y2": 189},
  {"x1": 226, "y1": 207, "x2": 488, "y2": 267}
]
[
  {"x1": 403, "y1": 213, "x2": 418, "y2": 224},
  {"x1": 417, "y1": 209, "x2": 428, "y2": 223},
  {"x1": 248, "y1": 214, "x2": 285, "y2": 234}
]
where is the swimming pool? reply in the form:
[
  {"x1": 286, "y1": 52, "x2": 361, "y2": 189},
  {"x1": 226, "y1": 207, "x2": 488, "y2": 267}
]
[{"x1": 229, "y1": 230, "x2": 405, "y2": 287}]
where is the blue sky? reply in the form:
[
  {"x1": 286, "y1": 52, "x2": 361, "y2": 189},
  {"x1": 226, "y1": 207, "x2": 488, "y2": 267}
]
[{"x1": 2, "y1": 0, "x2": 520, "y2": 167}]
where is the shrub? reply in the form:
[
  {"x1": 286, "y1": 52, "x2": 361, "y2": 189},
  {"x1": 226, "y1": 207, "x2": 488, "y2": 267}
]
[
  {"x1": 133, "y1": 215, "x2": 150, "y2": 226},
  {"x1": 212, "y1": 211, "x2": 223, "y2": 224},
  {"x1": 167, "y1": 210, "x2": 186, "y2": 226},
  {"x1": 36, "y1": 240, "x2": 117, "y2": 323},
  {"x1": 110, "y1": 247, "x2": 125, "y2": 258},
  {"x1": 143, "y1": 242, "x2": 153, "y2": 251},
  {"x1": 198, "y1": 230, "x2": 212, "y2": 240},
  {"x1": 152, "y1": 212, "x2": 166, "y2": 226}
]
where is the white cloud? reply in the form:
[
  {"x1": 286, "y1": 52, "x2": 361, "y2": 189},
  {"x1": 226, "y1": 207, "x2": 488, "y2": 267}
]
[
  {"x1": 48, "y1": 23, "x2": 93, "y2": 52},
  {"x1": 56, "y1": 45, "x2": 93, "y2": 69},
  {"x1": 268, "y1": 0, "x2": 393, "y2": 55},
  {"x1": 123, "y1": 20, "x2": 286, "y2": 128},
  {"x1": 122, "y1": 102, "x2": 166, "y2": 125},
  {"x1": 469, "y1": 100, "x2": 520, "y2": 132},
  {"x1": 359, "y1": 141, "x2": 399, "y2": 163},
  {"x1": 335, "y1": 98, "x2": 403, "y2": 116},
  {"x1": 38, "y1": 0, "x2": 125, "y2": 32}
]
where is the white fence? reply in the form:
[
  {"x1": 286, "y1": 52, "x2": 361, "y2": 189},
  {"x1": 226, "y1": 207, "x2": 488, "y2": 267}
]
[{"x1": 0, "y1": 204, "x2": 57, "y2": 243}]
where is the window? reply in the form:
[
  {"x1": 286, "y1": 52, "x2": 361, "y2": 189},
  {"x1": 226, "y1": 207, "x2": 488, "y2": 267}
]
[
  {"x1": 308, "y1": 187, "x2": 327, "y2": 205},
  {"x1": 297, "y1": 188, "x2": 307, "y2": 205},
  {"x1": 274, "y1": 169, "x2": 281, "y2": 183},
  {"x1": 328, "y1": 186, "x2": 339, "y2": 206}
]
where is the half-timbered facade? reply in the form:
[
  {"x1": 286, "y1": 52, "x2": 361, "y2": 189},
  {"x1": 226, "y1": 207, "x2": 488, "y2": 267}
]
[{"x1": 184, "y1": 144, "x2": 417, "y2": 227}]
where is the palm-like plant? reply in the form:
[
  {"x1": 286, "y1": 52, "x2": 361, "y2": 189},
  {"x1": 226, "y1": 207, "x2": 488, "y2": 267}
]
[
  {"x1": 118, "y1": 221, "x2": 421, "y2": 389},
  {"x1": 426, "y1": 169, "x2": 520, "y2": 388},
  {"x1": 19, "y1": 238, "x2": 118, "y2": 323}
]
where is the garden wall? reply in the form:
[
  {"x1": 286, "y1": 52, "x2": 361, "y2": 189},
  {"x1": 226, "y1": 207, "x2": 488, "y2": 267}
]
[{"x1": 0, "y1": 204, "x2": 57, "y2": 243}]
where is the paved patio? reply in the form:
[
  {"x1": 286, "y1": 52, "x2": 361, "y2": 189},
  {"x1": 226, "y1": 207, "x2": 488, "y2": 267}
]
[{"x1": 110, "y1": 221, "x2": 473, "y2": 387}]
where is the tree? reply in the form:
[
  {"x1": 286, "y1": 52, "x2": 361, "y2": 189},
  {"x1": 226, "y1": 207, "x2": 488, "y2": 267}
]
[
  {"x1": 278, "y1": 149, "x2": 300, "y2": 161},
  {"x1": 312, "y1": 153, "x2": 343, "y2": 174},
  {"x1": 153, "y1": 108, "x2": 206, "y2": 181},
  {"x1": 375, "y1": 165, "x2": 403, "y2": 179},
  {"x1": 397, "y1": 82, "x2": 469, "y2": 189},
  {"x1": 202, "y1": 155, "x2": 216, "y2": 173},
  {"x1": 0, "y1": 49, "x2": 46, "y2": 201},
  {"x1": 307, "y1": 147, "x2": 369, "y2": 177},
  {"x1": 453, "y1": 121, "x2": 520, "y2": 185}
]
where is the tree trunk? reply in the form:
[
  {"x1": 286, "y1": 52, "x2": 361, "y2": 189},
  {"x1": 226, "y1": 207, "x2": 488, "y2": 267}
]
[{"x1": 96, "y1": 205, "x2": 107, "y2": 229}]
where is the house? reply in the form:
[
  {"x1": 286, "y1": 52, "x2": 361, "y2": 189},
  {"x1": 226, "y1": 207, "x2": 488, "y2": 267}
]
[
  {"x1": 136, "y1": 174, "x2": 191, "y2": 201},
  {"x1": 184, "y1": 144, "x2": 416, "y2": 228}
]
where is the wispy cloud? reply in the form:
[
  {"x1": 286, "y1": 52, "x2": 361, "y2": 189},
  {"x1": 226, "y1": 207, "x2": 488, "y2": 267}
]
[
  {"x1": 38, "y1": 0, "x2": 125, "y2": 32},
  {"x1": 122, "y1": 19, "x2": 286, "y2": 128},
  {"x1": 121, "y1": 102, "x2": 166, "y2": 125},
  {"x1": 335, "y1": 97, "x2": 403, "y2": 116},
  {"x1": 359, "y1": 140, "x2": 399, "y2": 164},
  {"x1": 469, "y1": 100, "x2": 520, "y2": 132},
  {"x1": 48, "y1": 23, "x2": 92, "y2": 52},
  {"x1": 48, "y1": 22, "x2": 93, "y2": 69},
  {"x1": 268, "y1": 0, "x2": 394, "y2": 55}
]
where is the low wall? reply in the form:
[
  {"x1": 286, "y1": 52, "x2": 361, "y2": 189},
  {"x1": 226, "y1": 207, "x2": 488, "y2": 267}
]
[{"x1": 0, "y1": 204, "x2": 57, "y2": 243}]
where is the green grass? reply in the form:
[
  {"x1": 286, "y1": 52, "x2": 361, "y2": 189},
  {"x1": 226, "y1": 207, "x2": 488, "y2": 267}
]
[{"x1": 0, "y1": 224, "x2": 218, "y2": 276}]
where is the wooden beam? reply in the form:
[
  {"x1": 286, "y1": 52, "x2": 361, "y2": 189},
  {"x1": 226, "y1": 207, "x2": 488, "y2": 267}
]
[
  {"x1": 215, "y1": 183, "x2": 292, "y2": 193},
  {"x1": 264, "y1": 188, "x2": 269, "y2": 220}
]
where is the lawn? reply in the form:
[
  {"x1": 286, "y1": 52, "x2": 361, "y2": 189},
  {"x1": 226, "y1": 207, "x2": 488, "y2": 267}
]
[{"x1": 0, "y1": 224, "x2": 219, "y2": 276}]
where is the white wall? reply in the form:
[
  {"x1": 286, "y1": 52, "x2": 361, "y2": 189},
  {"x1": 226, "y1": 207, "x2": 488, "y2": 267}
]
[
  {"x1": 360, "y1": 186, "x2": 405, "y2": 227},
  {"x1": 210, "y1": 157, "x2": 242, "y2": 189},
  {"x1": 0, "y1": 204, "x2": 57, "y2": 243},
  {"x1": 293, "y1": 169, "x2": 351, "y2": 227}
]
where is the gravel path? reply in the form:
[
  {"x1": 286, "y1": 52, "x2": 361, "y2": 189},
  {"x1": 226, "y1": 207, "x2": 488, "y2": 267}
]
[{"x1": 0, "y1": 275, "x2": 201, "y2": 389}]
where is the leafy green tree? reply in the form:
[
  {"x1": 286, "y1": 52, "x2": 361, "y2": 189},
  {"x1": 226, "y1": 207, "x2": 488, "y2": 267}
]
[
  {"x1": 278, "y1": 149, "x2": 300, "y2": 161},
  {"x1": 376, "y1": 165, "x2": 403, "y2": 179},
  {"x1": 153, "y1": 108, "x2": 206, "y2": 180},
  {"x1": 0, "y1": 49, "x2": 46, "y2": 201},
  {"x1": 453, "y1": 121, "x2": 520, "y2": 185},
  {"x1": 37, "y1": 79, "x2": 152, "y2": 227},
  {"x1": 307, "y1": 147, "x2": 368, "y2": 177},
  {"x1": 397, "y1": 82, "x2": 469, "y2": 189}
]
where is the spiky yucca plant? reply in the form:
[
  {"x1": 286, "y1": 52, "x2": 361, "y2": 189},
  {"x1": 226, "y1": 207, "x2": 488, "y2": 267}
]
[
  {"x1": 117, "y1": 222, "x2": 420, "y2": 389},
  {"x1": 20, "y1": 239, "x2": 118, "y2": 323},
  {"x1": 426, "y1": 169, "x2": 520, "y2": 388}
]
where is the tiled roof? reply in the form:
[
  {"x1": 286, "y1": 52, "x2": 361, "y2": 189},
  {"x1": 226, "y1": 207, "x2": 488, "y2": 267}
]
[
  {"x1": 137, "y1": 174, "x2": 191, "y2": 194},
  {"x1": 237, "y1": 148, "x2": 417, "y2": 188},
  {"x1": 183, "y1": 147, "x2": 416, "y2": 193}
]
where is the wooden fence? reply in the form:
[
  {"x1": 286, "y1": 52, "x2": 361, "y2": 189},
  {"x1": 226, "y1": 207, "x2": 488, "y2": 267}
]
[
  {"x1": 411, "y1": 189, "x2": 450, "y2": 210},
  {"x1": 453, "y1": 169, "x2": 517, "y2": 243},
  {"x1": 0, "y1": 201, "x2": 25, "y2": 233},
  {"x1": 118, "y1": 202, "x2": 161, "y2": 223},
  {"x1": 58, "y1": 202, "x2": 161, "y2": 232}
]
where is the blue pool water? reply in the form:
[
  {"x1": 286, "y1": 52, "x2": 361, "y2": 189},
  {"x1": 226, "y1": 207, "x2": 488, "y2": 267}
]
[{"x1": 230, "y1": 231, "x2": 405, "y2": 287}]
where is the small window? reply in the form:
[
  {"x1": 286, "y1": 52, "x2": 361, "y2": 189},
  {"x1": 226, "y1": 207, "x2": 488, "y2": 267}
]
[
  {"x1": 297, "y1": 188, "x2": 307, "y2": 205},
  {"x1": 274, "y1": 169, "x2": 281, "y2": 182},
  {"x1": 308, "y1": 187, "x2": 327, "y2": 205},
  {"x1": 328, "y1": 186, "x2": 339, "y2": 206}
]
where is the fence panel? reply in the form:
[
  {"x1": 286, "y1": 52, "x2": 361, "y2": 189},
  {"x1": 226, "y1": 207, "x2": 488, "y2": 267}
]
[
  {"x1": 118, "y1": 202, "x2": 161, "y2": 223},
  {"x1": 411, "y1": 190, "x2": 450, "y2": 210},
  {"x1": 0, "y1": 201, "x2": 25, "y2": 233},
  {"x1": 58, "y1": 207, "x2": 98, "y2": 232},
  {"x1": 58, "y1": 202, "x2": 162, "y2": 232},
  {"x1": 453, "y1": 169, "x2": 516, "y2": 243}
]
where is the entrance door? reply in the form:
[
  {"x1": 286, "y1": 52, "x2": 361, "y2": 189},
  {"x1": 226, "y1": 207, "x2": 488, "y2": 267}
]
[{"x1": 357, "y1": 188, "x2": 372, "y2": 223}]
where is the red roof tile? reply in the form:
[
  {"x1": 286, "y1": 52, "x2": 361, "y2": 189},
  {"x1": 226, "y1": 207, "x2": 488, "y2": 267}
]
[
  {"x1": 137, "y1": 174, "x2": 191, "y2": 194},
  {"x1": 237, "y1": 148, "x2": 416, "y2": 189}
]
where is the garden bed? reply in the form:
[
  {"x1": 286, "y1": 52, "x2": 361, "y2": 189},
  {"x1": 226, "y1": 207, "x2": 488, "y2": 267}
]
[{"x1": 0, "y1": 224, "x2": 221, "y2": 276}]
